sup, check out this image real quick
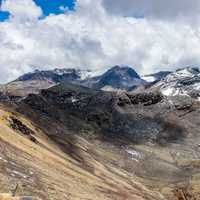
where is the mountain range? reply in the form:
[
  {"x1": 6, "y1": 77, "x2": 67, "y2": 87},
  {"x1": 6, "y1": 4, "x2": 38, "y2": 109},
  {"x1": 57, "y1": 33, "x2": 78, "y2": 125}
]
[
  {"x1": 0, "y1": 65, "x2": 200, "y2": 200},
  {"x1": 1, "y1": 65, "x2": 200, "y2": 99}
]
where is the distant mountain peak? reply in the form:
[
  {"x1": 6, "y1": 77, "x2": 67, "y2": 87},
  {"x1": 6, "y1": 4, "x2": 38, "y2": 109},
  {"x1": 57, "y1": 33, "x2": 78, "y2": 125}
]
[
  {"x1": 16, "y1": 68, "x2": 94, "y2": 83},
  {"x1": 87, "y1": 65, "x2": 144, "y2": 90},
  {"x1": 106, "y1": 65, "x2": 140, "y2": 79},
  {"x1": 151, "y1": 66, "x2": 200, "y2": 99},
  {"x1": 162, "y1": 67, "x2": 200, "y2": 84}
]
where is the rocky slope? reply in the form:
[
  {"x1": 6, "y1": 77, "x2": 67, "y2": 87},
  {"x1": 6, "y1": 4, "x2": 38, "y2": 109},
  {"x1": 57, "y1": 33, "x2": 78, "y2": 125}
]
[
  {"x1": 0, "y1": 98, "x2": 165, "y2": 200},
  {"x1": 152, "y1": 67, "x2": 200, "y2": 100},
  {"x1": 0, "y1": 81, "x2": 199, "y2": 199},
  {"x1": 0, "y1": 66, "x2": 200, "y2": 200}
]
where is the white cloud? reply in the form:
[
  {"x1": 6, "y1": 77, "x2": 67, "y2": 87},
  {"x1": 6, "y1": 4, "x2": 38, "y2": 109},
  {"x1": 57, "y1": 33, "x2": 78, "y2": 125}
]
[
  {"x1": 1, "y1": 0, "x2": 42, "y2": 21},
  {"x1": 0, "y1": 0, "x2": 200, "y2": 83}
]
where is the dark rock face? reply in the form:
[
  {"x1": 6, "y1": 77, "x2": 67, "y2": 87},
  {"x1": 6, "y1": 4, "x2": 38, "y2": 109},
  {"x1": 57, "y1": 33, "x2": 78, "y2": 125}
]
[
  {"x1": 178, "y1": 76, "x2": 200, "y2": 87},
  {"x1": 190, "y1": 91, "x2": 200, "y2": 99},
  {"x1": 8, "y1": 116, "x2": 34, "y2": 136},
  {"x1": 23, "y1": 93, "x2": 49, "y2": 114},
  {"x1": 126, "y1": 92, "x2": 163, "y2": 106},
  {"x1": 116, "y1": 92, "x2": 163, "y2": 106},
  {"x1": 19, "y1": 83, "x2": 187, "y2": 145},
  {"x1": 8, "y1": 116, "x2": 37, "y2": 143}
]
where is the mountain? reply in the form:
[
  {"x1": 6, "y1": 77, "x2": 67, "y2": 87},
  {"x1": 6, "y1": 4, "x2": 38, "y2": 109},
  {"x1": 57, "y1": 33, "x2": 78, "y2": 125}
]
[
  {"x1": 0, "y1": 68, "x2": 92, "y2": 97},
  {"x1": 82, "y1": 65, "x2": 146, "y2": 91},
  {"x1": 16, "y1": 68, "x2": 93, "y2": 82},
  {"x1": 0, "y1": 77, "x2": 200, "y2": 199},
  {"x1": 151, "y1": 67, "x2": 200, "y2": 101},
  {"x1": 0, "y1": 66, "x2": 147, "y2": 97},
  {"x1": 1, "y1": 66, "x2": 200, "y2": 100},
  {"x1": 0, "y1": 83, "x2": 167, "y2": 200}
]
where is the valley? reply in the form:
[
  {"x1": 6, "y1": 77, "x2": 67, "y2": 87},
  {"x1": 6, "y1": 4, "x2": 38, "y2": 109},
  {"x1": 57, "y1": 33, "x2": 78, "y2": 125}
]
[{"x1": 0, "y1": 66, "x2": 200, "y2": 200}]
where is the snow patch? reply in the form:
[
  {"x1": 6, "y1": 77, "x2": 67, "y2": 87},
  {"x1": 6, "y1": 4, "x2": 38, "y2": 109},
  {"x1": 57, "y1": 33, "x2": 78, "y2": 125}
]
[
  {"x1": 176, "y1": 68, "x2": 194, "y2": 77},
  {"x1": 53, "y1": 68, "x2": 74, "y2": 76},
  {"x1": 142, "y1": 76, "x2": 156, "y2": 83},
  {"x1": 0, "y1": 156, "x2": 8, "y2": 163},
  {"x1": 161, "y1": 86, "x2": 191, "y2": 97},
  {"x1": 12, "y1": 170, "x2": 27, "y2": 179},
  {"x1": 71, "y1": 97, "x2": 79, "y2": 103},
  {"x1": 125, "y1": 149, "x2": 142, "y2": 162},
  {"x1": 193, "y1": 82, "x2": 200, "y2": 90},
  {"x1": 161, "y1": 87, "x2": 174, "y2": 96},
  {"x1": 77, "y1": 70, "x2": 93, "y2": 80}
]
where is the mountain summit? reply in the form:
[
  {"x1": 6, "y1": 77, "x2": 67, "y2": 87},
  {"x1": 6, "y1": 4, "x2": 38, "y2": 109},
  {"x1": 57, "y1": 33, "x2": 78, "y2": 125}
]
[
  {"x1": 16, "y1": 68, "x2": 92, "y2": 83},
  {"x1": 83, "y1": 65, "x2": 145, "y2": 91}
]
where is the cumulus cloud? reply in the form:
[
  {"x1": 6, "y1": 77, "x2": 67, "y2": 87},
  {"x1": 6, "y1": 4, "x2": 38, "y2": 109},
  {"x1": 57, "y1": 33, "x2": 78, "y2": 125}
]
[
  {"x1": 1, "y1": 0, "x2": 42, "y2": 21},
  {"x1": 0, "y1": 0, "x2": 200, "y2": 83}
]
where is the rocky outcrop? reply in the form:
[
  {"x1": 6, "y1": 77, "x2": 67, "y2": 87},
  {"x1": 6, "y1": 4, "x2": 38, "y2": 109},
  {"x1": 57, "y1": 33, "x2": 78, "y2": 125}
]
[
  {"x1": 126, "y1": 92, "x2": 163, "y2": 106},
  {"x1": 116, "y1": 92, "x2": 163, "y2": 106},
  {"x1": 8, "y1": 116, "x2": 37, "y2": 143}
]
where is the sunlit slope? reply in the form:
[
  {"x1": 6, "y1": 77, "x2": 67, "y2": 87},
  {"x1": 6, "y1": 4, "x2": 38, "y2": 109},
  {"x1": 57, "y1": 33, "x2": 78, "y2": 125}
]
[{"x1": 0, "y1": 106, "x2": 164, "y2": 200}]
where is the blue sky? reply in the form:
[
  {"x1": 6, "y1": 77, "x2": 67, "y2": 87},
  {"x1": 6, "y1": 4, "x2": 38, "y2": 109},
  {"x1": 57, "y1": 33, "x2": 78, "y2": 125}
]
[{"x1": 0, "y1": 0, "x2": 76, "y2": 21}]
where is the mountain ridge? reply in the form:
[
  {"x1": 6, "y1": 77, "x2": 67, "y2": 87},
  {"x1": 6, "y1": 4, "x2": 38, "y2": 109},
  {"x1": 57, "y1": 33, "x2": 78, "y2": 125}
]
[
  {"x1": 0, "y1": 66, "x2": 200, "y2": 199},
  {"x1": 3, "y1": 65, "x2": 198, "y2": 96}
]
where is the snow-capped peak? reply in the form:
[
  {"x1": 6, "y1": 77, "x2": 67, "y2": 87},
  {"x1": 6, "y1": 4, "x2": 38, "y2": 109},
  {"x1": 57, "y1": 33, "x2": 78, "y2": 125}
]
[
  {"x1": 142, "y1": 76, "x2": 156, "y2": 83},
  {"x1": 155, "y1": 67, "x2": 200, "y2": 100},
  {"x1": 165, "y1": 67, "x2": 199, "y2": 83}
]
